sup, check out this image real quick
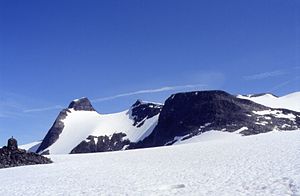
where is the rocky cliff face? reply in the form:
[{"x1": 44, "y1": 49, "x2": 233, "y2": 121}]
[
  {"x1": 0, "y1": 138, "x2": 52, "y2": 169},
  {"x1": 132, "y1": 90, "x2": 300, "y2": 148},
  {"x1": 36, "y1": 109, "x2": 69, "y2": 154}
]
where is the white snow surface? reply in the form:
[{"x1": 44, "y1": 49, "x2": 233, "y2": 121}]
[
  {"x1": 44, "y1": 109, "x2": 159, "y2": 154},
  {"x1": 237, "y1": 92, "x2": 300, "y2": 112},
  {"x1": 19, "y1": 141, "x2": 42, "y2": 153},
  {"x1": 174, "y1": 131, "x2": 242, "y2": 145},
  {"x1": 0, "y1": 130, "x2": 299, "y2": 196}
]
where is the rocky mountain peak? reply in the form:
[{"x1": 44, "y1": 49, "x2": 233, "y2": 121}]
[
  {"x1": 68, "y1": 97, "x2": 95, "y2": 111},
  {"x1": 131, "y1": 99, "x2": 143, "y2": 108}
]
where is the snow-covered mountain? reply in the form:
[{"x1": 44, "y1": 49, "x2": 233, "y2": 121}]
[
  {"x1": 36, "y1": 98, "x2": 162, "y2": 154},
  {"x1": 237, "y1": 92, "x2": 300, "y2": 112},
  {"x1": 29, "y1": 90, "x2": 300, "y2": 155},
  {"x1": 19, "y1": 141, "x2": 42, "y2": 153},
  {"x1": 132, "y1": 90, "x2": 300, "y2": 148}
]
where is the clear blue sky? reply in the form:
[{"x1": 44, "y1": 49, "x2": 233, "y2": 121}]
[{"x1": 0, "y1": 0, "x2": 299, "y2": 146}]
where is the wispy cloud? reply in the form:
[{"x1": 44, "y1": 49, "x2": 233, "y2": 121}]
[
  {"x1": 0, "y1": 111, "x2": 30, "y2": 118},
  {"x1": 20, "y1": 83, "x2": 207, "y2": 113},
  {"x1": 23, "y1": 105, "x2": 63, "y2": 113},
  {"x1": 0, "y1": 91, "x2": 31, "y2": 118},
  {"x1": 243, "y1": 70, "x2": 286, "y2": 80},
  {"x1": 91, "y1": 83, "x2": 207, "y2": 103},
  {"x1": 268, "y1": 76, "x2": 300, "y2": 92},
  {"x1": 268, "y1": 81, "x2": 291, "y2": 92}
]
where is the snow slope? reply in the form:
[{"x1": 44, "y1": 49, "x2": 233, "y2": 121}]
[
  {"x1": 0, "y1": 130, "x2": 299, "y2": 195},
  {"x1": 19, "y1": 141, "x2": 42, "y2": 153},
  {"x1": 174, "y1": 131, "x2": 242, "y2": 145},
  {"x1": 237, "y1": 92, "x2": 300, "y2": 112},
  {"x1": 44, "y1": 109, "x2": 159, "y2": 154}
]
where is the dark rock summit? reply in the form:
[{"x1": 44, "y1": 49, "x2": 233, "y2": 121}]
[
  {"x1": 68, "y1": 97, "x2": 95, "y2": 111},
  {"x1": 0, "y1": 138, "x2": 52, "y2": 169},
  {"x1": 132, "y1": 90, "x2": 300, "y2": 148}
]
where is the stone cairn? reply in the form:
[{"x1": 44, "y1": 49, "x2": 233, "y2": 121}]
[{"x1": 7, "y1": 137, "x2": 18, "y2": 151}]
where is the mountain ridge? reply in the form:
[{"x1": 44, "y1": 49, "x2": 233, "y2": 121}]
[{"x1": 24, "y1": 90, "x2": 300, "y2": 155}]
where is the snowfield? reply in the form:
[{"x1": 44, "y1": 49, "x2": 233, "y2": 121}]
[
  {"x1": 43, "y1": 109, "x2": 159, "y2": 154},
  {"x1": 19, "y1": 141, "x2": 42, "y2": 152},
  {"x1": 1, "y1": 130, "x2": 299, "y2": 196},
  {"x1": 237, "y1": 92, "x2": 300, "y2": 112}
]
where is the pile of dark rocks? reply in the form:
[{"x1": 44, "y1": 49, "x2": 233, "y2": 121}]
[{"x1": 0, "y1": 137, "x2": 52, "y2": 169}]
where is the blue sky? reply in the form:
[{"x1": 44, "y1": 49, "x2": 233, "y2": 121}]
[{"x1": 0, "y1": 0, "x2": 299, "y2": 146}]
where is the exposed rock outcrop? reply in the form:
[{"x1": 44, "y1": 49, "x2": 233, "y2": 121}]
[
  {"x1": 130, "y1": 100, "x2": 163, "y2": 127},
  {"x1": 0, "y1": 138, "x2": 52, "y2": 169},
  {"x1": 70, "y1": 133, "x2": 130, "y2": 154},
  {"x1": 68, "y1": 97, "x2": 95, "y2": 111}
]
